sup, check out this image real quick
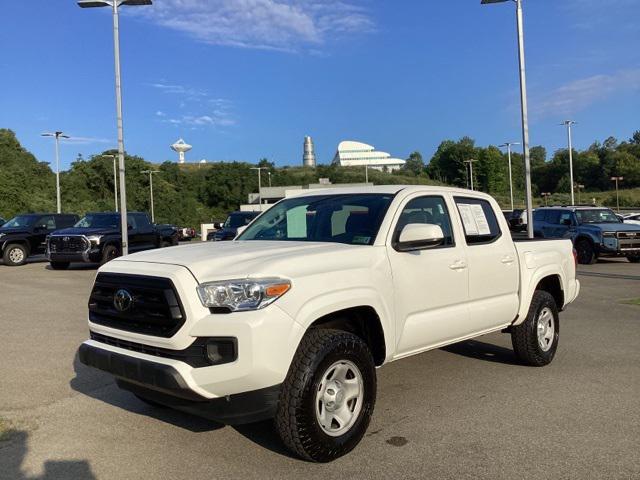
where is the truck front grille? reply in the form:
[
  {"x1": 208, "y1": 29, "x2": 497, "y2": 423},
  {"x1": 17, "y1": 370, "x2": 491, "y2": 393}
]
[
  {"x1": 617, "y1": 231, "x2": 640, "y2": 239},
  {"x1": 88, "y1": 273, "x2": 186, "y2": 338},
  {"x1": 49, "y1": 235, "x2": 89, "y2": 253}
]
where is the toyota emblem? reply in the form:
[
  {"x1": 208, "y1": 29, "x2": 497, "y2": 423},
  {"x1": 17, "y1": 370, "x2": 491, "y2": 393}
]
[
  {"x1": 114, "y1": 289, "x2": 134, "y2": 312},
  {"x1": 63, "y1": 236, "x2": 70, "y2": 242}
]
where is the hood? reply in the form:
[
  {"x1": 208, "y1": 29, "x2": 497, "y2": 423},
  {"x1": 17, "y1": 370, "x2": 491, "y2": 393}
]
[
  {"x1": 0, "y1": 227, "x2": 29, "y2": 236},
  {"x1": 51, "y1": 227, "x2": 119, "y2": 236},
  {"x1": 582, "y1": 223, "x2": 640, "y2": 233},
  {"x1": 114, "y1": 240, "x2": 379, "y2": 282}
]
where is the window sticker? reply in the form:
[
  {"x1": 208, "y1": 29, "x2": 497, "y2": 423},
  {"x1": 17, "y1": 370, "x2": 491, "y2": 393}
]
[
  {"x1": 457, "y1": 204, "x2": 479, "y2": 235},
  {"x1": 470, "y1": 204, "x2": 491, "y2": 235}
]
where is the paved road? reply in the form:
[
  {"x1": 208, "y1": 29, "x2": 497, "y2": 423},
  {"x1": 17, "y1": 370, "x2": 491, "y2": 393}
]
[{"x1": 1, "y1": 256, "x2": 639, "y2": 479}]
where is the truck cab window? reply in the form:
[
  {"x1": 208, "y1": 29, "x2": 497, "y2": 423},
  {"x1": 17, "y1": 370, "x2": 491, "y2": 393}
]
[
  {"x1": 454, "y1": 197, "x2": 502, "y2": 245},
  {"x1": 394, "y1": 196, "x2": 454, "y2": 247}
]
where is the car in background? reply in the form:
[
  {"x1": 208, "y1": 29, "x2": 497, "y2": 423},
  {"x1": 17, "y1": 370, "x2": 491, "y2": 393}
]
[
  {"x1": 154, "y1": 224, "x2": 180, "y2": 246},
  {"x1": 47, "y1": 212, "x2": 173, "y2": 269},
  {"x1": 178, "y1": 227, "x2": 196, "y2": 241},
  {"x1": 533, "y1": 206, "x2": 640, "y2": 264},
  {"x1": 0, "y1": 216, "x2": 5, "y2": 225},
  {"x1": 504, "y1": 209, "x2": 528, "y2": 232},
  {"x1": 207, "y1": 211, "x2": 260, "y2": 241},
  {"x1": 622, "y1": 213, "x2": 640, "y2": 225},
  {"x1": 0, "y1": 213, "x2": 79, "y2": 266}
]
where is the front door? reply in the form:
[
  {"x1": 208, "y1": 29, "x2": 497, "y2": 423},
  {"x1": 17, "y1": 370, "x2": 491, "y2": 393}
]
[{"x1": 387, "y1": 194, "x2": 470, "y2": 357}]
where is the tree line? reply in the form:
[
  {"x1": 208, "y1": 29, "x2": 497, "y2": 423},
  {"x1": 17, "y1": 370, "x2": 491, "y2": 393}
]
[{"x1": 1, "y1": 128, "x2": 638, "y2": 227}]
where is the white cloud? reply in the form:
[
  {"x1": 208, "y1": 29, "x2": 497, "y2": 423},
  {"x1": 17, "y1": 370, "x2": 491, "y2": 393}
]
[
  {"x1": 139, "y1": 0, "x2": 374, "y2": 52},
  {"x1": 156, "y1": 110, "x2": 167, "y2": 117},
  {"x1": 531, "y1": 69, "x2": 640, "y2": 118}
]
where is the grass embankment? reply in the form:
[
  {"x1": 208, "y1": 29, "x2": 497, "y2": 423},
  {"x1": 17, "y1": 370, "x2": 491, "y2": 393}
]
[
  {"x1": 493, "y1": 188, "x2": 640, "y2": 210},
  {"x1": 622, "y1": 298, "x2": 640, "y2": 306}
]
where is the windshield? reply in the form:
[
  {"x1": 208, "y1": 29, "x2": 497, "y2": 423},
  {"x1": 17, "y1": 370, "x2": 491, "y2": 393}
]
[
  {"x1": 75, "y1": 214, "x2": 120, "y2": 229},
  {"x1": 237, "y1": 193, "x2": 395, "y2": 245},
  {"x1": 575, "y1": 209, "x2": 621, "y2": 224},
  {"x1": 2, "y1": 215, "x2": 36, "y2": 228},
  {"x1": 224, "y1": 213, "x2": 255, "y2": 229}
]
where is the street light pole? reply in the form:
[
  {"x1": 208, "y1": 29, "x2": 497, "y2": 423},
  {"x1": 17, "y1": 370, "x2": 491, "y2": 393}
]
[
  {"x1": 141, "y1": 170, "x2": 160, "y2": 223},
  {"x1": 561, "y1": 120, "x2": 577, "y2": 205},
  {"x1": 576, "y1": 183, "x2": 584, "y2": 204},
  {"x1": 499, "y1": 142, "x2": 520, "y2": 211},
  {"x1": 41, "y1": 131, "x2": 69, "y2": 213},
  {"x1": 464, "y1": 159, "x2": 478, "y2": 191},
  {"x1": 101, "y1": 154, "x2": 119, "y2": 212},
  {"x1": 541, "y1": 192, "x2": 551, "y2": 206},
  {"x1": 482, "y1": 0, "x2": 534, "y2": 238},
  {"x1": 267, "y1": 171, "x2": 272, "y2": 187},
  {"x1": 611, "y1": 176, "x2": 623, "y2": 212},
  {"x1": 78, "y1": 0, "x2": 152, "y2": 255},
  {"x1": 250, "y1": 167, "x2": 265, "y2": 211}
]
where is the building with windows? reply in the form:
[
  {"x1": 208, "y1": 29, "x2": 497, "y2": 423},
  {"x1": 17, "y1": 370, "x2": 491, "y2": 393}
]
[{"x1": 331, "y1": 140, "x2": 405, "y2": 171}]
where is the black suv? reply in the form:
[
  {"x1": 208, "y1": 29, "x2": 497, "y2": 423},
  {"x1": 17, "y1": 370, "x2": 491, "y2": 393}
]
[
  {"x1": 207, "y1": 211, "x2": 260, "y2": 241},
  {"x1": 47, "y1": 212, "x2": 177, "y2": 269},
  {"x1": 0, "y1": 213, "x2": 79, "y2": 266}
]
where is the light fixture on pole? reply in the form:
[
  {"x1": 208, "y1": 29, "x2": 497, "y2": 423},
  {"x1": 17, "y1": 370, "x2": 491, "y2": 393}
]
[
  {"x1": 41, "y1": 131, "x2": 69, "y2": 213},
  {"x1": 250, "y1": 167, "x2": 266, "y2": 211},
  {"x1": 101, "y1": 154, "x2": 119, "y2": 212},
  {"x1": 576, "y1": 183, "x2": 585, "y2": 204},
  {"x1": 611, "y1": 176, "x2": 623, "y2": 212},
  {"x1": 463, "y1": 159, "x2": 478, "y2": 191},
  {"x1": 78, "y1": 0, "x2": 153, "y2": 255},
  {"x1": 267, "y1": 171, "x2": 272, "y2": 187},
  {"x1": 499, "y1": 142, "x2": 520, "y2": 211},
  {"x1": 482, "y1": 0, "x2": 534, "y2": 238},
  {"x1": 141, "y1": 170, "x2": 160, "y2": 223},
  {"x1": 561, "y1": 120, "x2": 577, "y2": 205},
  {"x1": 541, "y1": 192, "x2": 551, "y2": 206}
]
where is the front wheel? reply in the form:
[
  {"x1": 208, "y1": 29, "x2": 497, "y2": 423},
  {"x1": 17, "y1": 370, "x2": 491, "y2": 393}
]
[
  {"x1": 511, "y1": 290, "x2": 559, "y2": 367},
  {"x1": 575, "y1": 239, "x2": 597, "y2": 265},
  {"x1": 275, "y1": 329, "x2": 376, "y2": 462},
  {"x1": 3, "y1": 244, "x2": 28, "y2": 266},
  {"x1": 100, "y1": 245, "x2": 120, "y2": 265}
]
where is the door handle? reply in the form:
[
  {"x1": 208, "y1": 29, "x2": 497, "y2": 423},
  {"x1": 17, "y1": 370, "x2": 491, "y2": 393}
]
[
  {"x1": 501, "y1": 255, "x2": 515, "y2": 264},
  {"x1": 449, "y1": 260, "x2": 467, "y2": 271}
]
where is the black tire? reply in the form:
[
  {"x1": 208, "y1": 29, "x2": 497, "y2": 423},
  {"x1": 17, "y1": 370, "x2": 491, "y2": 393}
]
[
  {"x1": 101, "y1": 244, "x2": 120, "y2": 265},
  {"x1": 3, "y1": 243, "x2": 28, "y2": 266},
  {"x1": 160, "y1": 240, "x2": 171, "y2": 248},
  {"x1": 511, "y1": 290, "x2": 559, "y2": 367},
  {"x1": 275, "y1": 329, "x2": 376, "y2": 462},
  {"x1": 627, "y1": 256, "x2": 640, "y2": 263},
  {"x1": 575, "y1": 239, "x2": 597, "y2": 265},
  {"x1": 50, "y1": 261, "x2": 70, "y2": 270}
]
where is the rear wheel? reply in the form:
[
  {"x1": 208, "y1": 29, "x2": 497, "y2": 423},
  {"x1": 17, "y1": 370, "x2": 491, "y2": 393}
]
[
  {"x1": 50, "y1": 261, "x2": 70, "y2": 270},
  {"x1": 101, "y1": 245, "x2": 120, "y2": 265},
  {"x1": 275, "y1": 329, "x2": 376, "y2": 462},
  {"x1": 3, "y1": 244, "x2": 28, "y2": 266},
  {"x1": 575, "y1": 239, "x2": 597, "y2": 265},
  {"x1": 511, "y1": 290, "x2": 559, "y2": 367},
  {"x1": 627, "y1": 255, "x2": 640, "y2": 263}
]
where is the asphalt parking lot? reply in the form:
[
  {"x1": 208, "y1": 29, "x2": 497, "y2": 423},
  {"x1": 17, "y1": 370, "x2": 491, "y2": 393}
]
[{"x1": 1, "y1": 255, "x2": 639, "y2": 479}]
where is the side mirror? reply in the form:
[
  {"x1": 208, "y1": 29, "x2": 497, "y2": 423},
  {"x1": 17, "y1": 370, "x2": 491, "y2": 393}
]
[
  {"x1": 235, "y1": 225, "x2": 248, "y2": 238},
  {"x1": 396, "y1": 223, "x2": 444, "y2": 252}
]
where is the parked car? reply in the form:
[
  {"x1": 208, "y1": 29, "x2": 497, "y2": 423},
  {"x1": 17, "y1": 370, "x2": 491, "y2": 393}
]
[
  {"x1": 47, "y1": 212, "x2": 172, "y2": 269},
  {"x1": 533, "y1": 206, "x2": 640, "y2": 264},
  {"x1": 178, "y1": 227, "x2": 196, "y2": 241},
  {"x1": 207, "y1": 211, "x2": 260, "y2": 241},
  {"x1": 154, "y1": 224, "x2": 180, "y2": 246},
  {"x1": 0, "y1": 213, "x2": 78, "y2": 266},
  {"x1": 504, "y1": 208, "x2": 529, "y2": 232},
  {"x1": 78, "y1": 186, "x2": 579, "y2": 462},
  {"x1": 0, "y1": 216, "x2": 6, "y2": 226},
  {"x1": 622, "y1": 212, "x2": 640, "y2": 225}
]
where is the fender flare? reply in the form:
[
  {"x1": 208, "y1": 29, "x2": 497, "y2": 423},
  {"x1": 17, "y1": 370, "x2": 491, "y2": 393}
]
[{"x1": 514, "y1": 267, "x2": 564, "y2": 326}]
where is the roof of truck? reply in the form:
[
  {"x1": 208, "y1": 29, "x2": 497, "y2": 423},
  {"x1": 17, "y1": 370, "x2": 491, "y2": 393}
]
[{"x1": 292, "y1": 185, "x2": 492, "y2": 198}]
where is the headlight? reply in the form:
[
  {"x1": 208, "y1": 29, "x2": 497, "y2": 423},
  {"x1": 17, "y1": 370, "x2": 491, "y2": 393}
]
[
  {"x1": 197, "y1": 278, "x2": 291, "y2": 312},
  {"x1": 0, "y1": 233, "x2": 5, "y2": 239},
  {"x1": 602, "y1": 232, "x2": 616, "y2": 238},
  {"x1": 86, "y1": 235, "x2": 103, "y2": 245}
]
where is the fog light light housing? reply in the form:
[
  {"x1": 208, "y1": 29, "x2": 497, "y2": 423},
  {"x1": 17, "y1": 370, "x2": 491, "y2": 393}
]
[{"x1": 205, "y1": 338, "x2": 237, "y2": 365}]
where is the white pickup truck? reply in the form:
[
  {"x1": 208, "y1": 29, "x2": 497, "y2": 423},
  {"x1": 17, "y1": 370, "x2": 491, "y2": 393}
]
[{"x1": 79, "y1": 186, "x2": 580, "y2": 462}]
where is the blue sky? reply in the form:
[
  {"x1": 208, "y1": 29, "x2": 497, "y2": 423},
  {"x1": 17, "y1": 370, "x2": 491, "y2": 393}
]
[{"x1": 1, "y1": 0, "x2": 638, "y2": 170}]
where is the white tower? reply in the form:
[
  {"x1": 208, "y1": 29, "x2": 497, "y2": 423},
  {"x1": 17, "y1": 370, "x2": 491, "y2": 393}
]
[
  {"x1": 171, "y1": 138, "x2": 192, "y2": 164},
  {"x1": 303, "y1": 135, "x2": 316, "y2": 167}
]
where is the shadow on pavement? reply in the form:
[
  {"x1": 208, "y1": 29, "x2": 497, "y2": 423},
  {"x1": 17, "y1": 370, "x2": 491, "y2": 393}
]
[
  {"x1": 0, "y1": 430, "x2": 96, "y2": 480},
  {"x1": 441, "y1": 339, "x2": 521, "y2": 366}
]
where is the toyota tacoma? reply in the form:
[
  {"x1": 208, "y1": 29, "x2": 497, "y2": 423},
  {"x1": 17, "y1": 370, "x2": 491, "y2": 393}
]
[{"x1": 78, "y1": 186, "x2": 580, "y2": 461}]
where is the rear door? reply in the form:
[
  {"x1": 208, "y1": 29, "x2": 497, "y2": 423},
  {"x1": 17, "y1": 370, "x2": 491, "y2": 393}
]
[
  {"x1": 134, "y1": 213, "x2": 157, "y2": 249},
  {"x1": 387, "y1": 193, "x2": 470, "y2": 356},
  {"x1": 453, "y1": 196, "x2": 519, "y2": 332},
  {"x1": 32, "y1": 215, "x2": 57, "y2": 253}
]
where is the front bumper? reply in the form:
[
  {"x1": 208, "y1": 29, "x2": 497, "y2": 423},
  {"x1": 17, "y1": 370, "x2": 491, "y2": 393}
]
[{"x1": 78, "y1": 342, "x2": 280, "y2": 424}]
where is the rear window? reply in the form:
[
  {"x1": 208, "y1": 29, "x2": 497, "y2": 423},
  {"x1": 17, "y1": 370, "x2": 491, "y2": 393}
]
[{"x1": 454, "y1": 197, "x2": 502, "y2": 244}]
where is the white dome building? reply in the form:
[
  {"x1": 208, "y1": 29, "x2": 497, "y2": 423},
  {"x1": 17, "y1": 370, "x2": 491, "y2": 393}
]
[{"x1": 331, "y1": 141, "x2": 405, "y2": 172}]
